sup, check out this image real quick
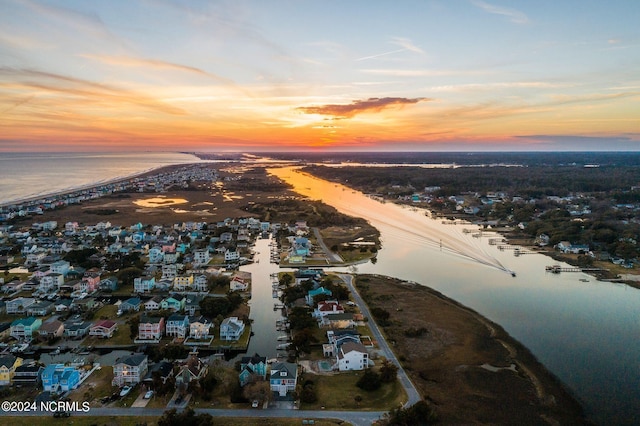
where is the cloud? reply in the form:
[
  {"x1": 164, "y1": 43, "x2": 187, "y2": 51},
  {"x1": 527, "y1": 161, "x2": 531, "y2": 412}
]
[
  {"x1": 296, "y1": 97, "x2": 429, "y2": 118},
  {"x1": 356, "y1": 37, "x2": 424, "y2": 61},
  {"x1": 471, "y1": 0, "x2": 529, "y2": 24}
]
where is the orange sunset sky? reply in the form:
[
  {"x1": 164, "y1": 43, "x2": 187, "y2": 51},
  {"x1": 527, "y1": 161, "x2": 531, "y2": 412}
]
[{"x1": 1, "y1": 0, "x2": 639, "y2": 152}]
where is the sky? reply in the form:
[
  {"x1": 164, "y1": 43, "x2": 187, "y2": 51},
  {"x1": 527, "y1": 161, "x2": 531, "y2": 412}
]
[{"x1": 0, "y1": 0, "x2": 639, "y2": 152}]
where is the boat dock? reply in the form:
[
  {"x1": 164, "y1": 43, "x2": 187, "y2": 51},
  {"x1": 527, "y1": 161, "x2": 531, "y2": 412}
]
[{"x1": 545, "y1": 265, "x2": 607, "y2": 274}]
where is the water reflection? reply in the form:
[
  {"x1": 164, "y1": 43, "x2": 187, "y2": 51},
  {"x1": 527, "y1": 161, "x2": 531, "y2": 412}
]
[{"x1": 270, "y1": 166, "x2": 640, "y2": 426}]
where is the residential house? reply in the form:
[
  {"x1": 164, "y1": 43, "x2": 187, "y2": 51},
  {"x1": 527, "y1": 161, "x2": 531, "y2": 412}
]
[
  {"x1": 13, "y1": 364, "x2": 43, "y2": 386},
  {"x1": 63, "y1": 318, "x2": 92, "y2": 339},
  {"x1": 219, "y1": 317, "x2": 245, "y2": 341},
  {"x1": 89, "y1": 320, "x2": 118, "y2": 338},
  {"x1": 99, "y1": 276, "x2": 119, "y2": 291},
  {"x1": 39, "y1": 273, "x2": 64, "y2": 292},
  {"x1": 54, "y1": 299, "x2": 73, "y2": 312},
  {"x1": 306, "y1": 287, "x2": 332, "y2": 306},
  {"x1": 321, "y1": 313, "x2": 356, "y2": 329},
  {"x1": 193, "y1": 249, "x2": 210, "y2": 265},
  {"x1": 161, "y1": 295, "x2": 186, "y2": 312},
  {"x1": 0, "y1": 355, "x2": 23, "y2": 385},
  {"x1": 6, "y1": 297, "x2": 36, "y2": 315},
  {"x1": 269, "y1": 362, "x2": 298, "y2": 397},
  {"x1": 134, "y1": 276, "x2": 155, "y2": 294},
  {"x1": 166, "y1": 314, "x2": 189, "y2": 339},
  {"x1": 230, "y1": 276, "x2": 249, "y2": 292},
  {"x1": 144, "y1": 295, "x2": 163, "y2": 311},
  {"x1": 224, "y1": 249, "x2": 239, "y2": 262},
  {"x1": 26, "y1": 300, "x2": 54, "y2": 317},
  {"x1": 239, "y1": 353, "x2": 267, "y2": 387},
  {"x1": 81, "y1": 270, "x2": 101, "y2": 293},
  {"x1": 41, "y1": 364, "x2": 81, "y2": 392},
  {"x1": 112, "y1": 353, "x2": 148, "y2": 386},
  {"x1": 188, "y1": 316, "x2": 211, "y2": 340},
  {"x1": 314, "y1": 301, "x2": 345, "y2": 318},
  {"x1": 10, "y1": 317, "x2": 42, "y2": 340},
  {"x1": 173, "y1": 275, "x2": 194, "y2": 291},
  {"x1": 2, "y1": 280, "x2": 24, "y2": 294},
  {"x1": 175, "y1": 355, "x2": 208, "y2": 389},
  {"x1": 193, "y1": 275, "x2": 208, "y2": 292},
  {"x1": 164, "y1": 251, "x2": 178, "y2": 264},
  {"x1": 38, "y1": 319, "x2": 64, "y2": 340},
  {"x1": 143, "y1": 360, "x2": 174, "y2": 385},
  {"x1": 185, "y1": 295, "x2": 204, "y2": 316},
  {"x1": 148, "y1": 247, "x2": 164, "y2": 264},
  {"x1": 119, "y1": 297, "x2": 141, "y2": 313},
  {"x1": 337, "y1": 341, "x2": 369, "y2": 371},
  {"x1": 137, "y1": 316, "x2": 165, "y2": 341}
]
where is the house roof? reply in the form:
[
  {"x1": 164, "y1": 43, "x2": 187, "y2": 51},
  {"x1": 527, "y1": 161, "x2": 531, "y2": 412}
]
[
  {"x1": 116, "y1": 353, "x2": 147, "y2": 367},
  {"x1": 241, "y1": 353, "x2": 266, "y2": 366},
  {"x1": 338, "y1": 341, "x2": 368, "y2": 358},
  {"x1": 270, "y1": 362, "x2": 297, "y2": 379},
  {"x1": 0, "y1": 355, "x2": 18, "y2": 368},
  {"x1": 39, "y1": 320, "x2": 63, "y2": 332},
  {"x1": 11, "y1": 317, "x2": 39, "y2": 327},
  {"x1": 92, "y1": 319, "x2": 116, "y2": 329}
]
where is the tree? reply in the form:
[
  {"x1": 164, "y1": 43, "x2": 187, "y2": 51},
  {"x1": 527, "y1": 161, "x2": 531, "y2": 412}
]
[
  {"x1": 356, "y1": 369, "x2": 382, "y2": 391},
  {"x1": 279, "y1": 273, "x2": 293, "y2": 287},
  {"x1": 242, "y1": 380, "x2": 271, "y2": 404},
  {"x1": 379, "y1": 359, "x2": 399, "y2": 383},
  {"x1": 158, "y1": 408, "x2": 213, "y2": 426},
  {"x1": 291, "y1": 328, "x2": 317, "y2": 355},
  {"x1": 381, "y1": 400, "x2": 439, "y2": 425}
]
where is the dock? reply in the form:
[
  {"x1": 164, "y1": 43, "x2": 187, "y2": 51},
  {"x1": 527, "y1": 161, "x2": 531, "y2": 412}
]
[{"x1": 545, "y1": 265, "x2": 607, "y2": 274}]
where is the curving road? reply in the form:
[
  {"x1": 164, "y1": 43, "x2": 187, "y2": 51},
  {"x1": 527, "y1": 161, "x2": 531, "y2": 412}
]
[{"x1": 338, "y1": 273, "x2": 422, "y2": 408}]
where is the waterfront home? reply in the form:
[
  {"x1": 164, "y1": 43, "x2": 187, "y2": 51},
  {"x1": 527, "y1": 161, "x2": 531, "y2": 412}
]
[
  {"x1": 224, "y1": 249, "x2": 240, "y2": 262},
  {"x1": 63, "y1": 319, "x2": 92, "y2": 339},
  {"x1": 230, "y1": 276, "x2": 249, "y2": 292},
  {"x1": 137, "y1": 316, "x2": 165, "y2": 341},
  {"x1": 38, "y1": 319, "x2": 64, "y2": 340},
  {"x1": 166, "y1": 314, "x2": 189, "y2": 339},
  {"x1": 306, "y1": 287, "x2": 332, "y2": 306},
  {"x1": 2, "y1": 280, "x2": 25, "y2": 294},
  {"x1": 164, "y1": 251, "x2": 178, "y2": 264},
  {"x1": 337, "y1": 341, "x2": 369, "y2": 371},
  {"x1": 119, "y1": 297, "x2": 141, "y2": 313},
  {"x1": 161, "y1": 294, "x2": 186, "y2": 312},
  {"x1": 54, "y1": 298, "x2": 73, "y2": 312},
  {"x1": 6, "y1": 297, "x2": 36, "y2": 314},
  {"x1": 239, "y1": 353, "x2": 267, "y2": 387},
  {"x1": 99, "y1": 276, "x2": 119, "y2": 291},
  {"x1": 143, "y1": 360, "x2": 174, "y2": 385},
  {"x1": 175, "y1": 355, "x2": 208, "y2": 388},
  {"x1": 112, "y1": 353, "x2": 148, "y2": 386},
  {"x1": 13, "y1": 364, "x2": 43, "y2": 386},
  {"x1": 144, "y1": 295, "x2": 163, "y2": 311},
  {"x1": 313, "y1": 301, "x2": 345, "y2": 318},
  {"x1": 10, "y1": 317, "x2": 42, "y2": 340},
  {"x1": 219, "y1": 317, "x2": 245, "y2": 341},
  {"x1": 321, "y1": 313, "x2": 356, "y2": 329},
  {"x1": 0, "y1": 355, "x2": 23, "y2": 385},
  {"x1": 89, "y1": 320, "x2": 118, "y2": 338},
  {"x1": 269, "y1": 362, "x2": 298, "y2": 397},
  {"x1": 185, "y1": 295, "x2": 204, "y2": 316},
  {"x1": 173, "y1": 275, "x2": 194, "y2": 291},
  {"x1": 26, "y1": 300, "x2": 54, "y2": 317},
  {"x1": 41, "y1": 364, "x2": 81, "y2": 393},
  {"x1": 148, "y1": 247, "x2": 164, "y2": 264},
  {"x1": 134, "y1": 276, "x2": 155, "y2": 294},
  {"x1": 188, "y1": 316, "x2": 211, "y2": 339}
]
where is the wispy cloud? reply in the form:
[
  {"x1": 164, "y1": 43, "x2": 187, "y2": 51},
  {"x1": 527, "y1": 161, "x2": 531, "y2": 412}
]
[
  {"x1": 361, "y1": 68, "x2": 487, "y2": 77},
  {"x1": 0, "y1": 67, "x2": 185, "y2": 115},
  {"x1": 296, "y1": 97, "x2": 429, "y2": 118},
  {"x1": 356, "y1": 37, "x2": 424, "y2": 61},
  {"x1": 471, "y1": 0, "x2": 529, "y2": 24}
]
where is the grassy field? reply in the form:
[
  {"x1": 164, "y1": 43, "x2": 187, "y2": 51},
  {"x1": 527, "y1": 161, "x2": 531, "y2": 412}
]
[{"x1": 299, "y1": 371, "x2": 406, "y2": 411}]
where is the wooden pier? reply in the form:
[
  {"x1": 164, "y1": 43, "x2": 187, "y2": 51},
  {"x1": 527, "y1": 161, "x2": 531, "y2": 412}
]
[{"x1": 545, "y1": 265, "x2": 607, "y2": 274}]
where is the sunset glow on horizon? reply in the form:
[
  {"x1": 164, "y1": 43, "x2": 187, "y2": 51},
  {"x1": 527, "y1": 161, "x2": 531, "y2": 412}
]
[{"x1": 1, "y1": 0, "x2": 639, "y2": 152}]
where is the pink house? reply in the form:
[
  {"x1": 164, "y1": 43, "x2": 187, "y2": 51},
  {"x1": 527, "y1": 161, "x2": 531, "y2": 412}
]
[
  {"x1": 137, "y1": 316, "x2": 165, "y2": 341},
  {"x1": 89, "y1": 320, "x2": 118, "y2": 338},
  {"x1": 77, "y1": 270, "x2": 101, "y2": 293}
]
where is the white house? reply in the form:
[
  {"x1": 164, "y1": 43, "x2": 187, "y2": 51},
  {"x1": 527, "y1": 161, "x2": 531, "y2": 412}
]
[
  {"x1": 193, "y1": 249, "x2": 210, "y2": 265},
  {"x1": 219, "y1": 317, "x2": 245, "y2": 341},
  {"x1": 224, "y1": 249, "x2": 240, "y2": 262},
  {"x1": 337, "y1": 341, "x2": 369, "y2": 371},
  {"x1": 134, "y1": 276, "x2": 155, "y2": 294},
  {"x1": 112, "y1": 353, "x2": 148, "y2": 386},
  {"x1": 269, "y1": 362, "x2": 298, "y2": 397}
]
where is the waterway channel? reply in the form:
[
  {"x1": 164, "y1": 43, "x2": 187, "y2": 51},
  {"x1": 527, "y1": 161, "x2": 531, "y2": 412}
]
[{"x1": 270, "y1": 166, "x2": 640, "y2": 426}]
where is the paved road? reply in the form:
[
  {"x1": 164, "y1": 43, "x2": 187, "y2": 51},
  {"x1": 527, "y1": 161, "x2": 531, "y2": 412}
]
[
  {"x1": 313, "y1": 227, "x2": 343, "y2": 263},
  {"x1": 338, "y1": 274, "x2": 422, "y2": 408},
  {"x1": 0, "y1": 407, "x2": 385, "y2": 425}
]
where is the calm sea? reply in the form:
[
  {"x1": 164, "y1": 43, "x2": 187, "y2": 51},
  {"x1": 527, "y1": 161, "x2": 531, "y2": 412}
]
[{"x1": 0, "y1": 152, "x2": 201, "y2": 205}]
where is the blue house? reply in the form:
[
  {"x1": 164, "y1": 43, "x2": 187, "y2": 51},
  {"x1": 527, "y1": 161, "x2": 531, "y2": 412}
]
[
  {"x1": 306, "y1": 287, "x2": 332, "y2": 306},
  {"x1": 239, "y1": 353, "x2": 267, "y2": 387},
  {"x1": 41, "y1": 364, "x2": 81, "y2": 392}
]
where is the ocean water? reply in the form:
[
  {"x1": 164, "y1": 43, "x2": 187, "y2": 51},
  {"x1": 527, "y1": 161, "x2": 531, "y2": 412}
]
[{"x1": 0, "y1": 152, "x2": 201, "y2": 205}]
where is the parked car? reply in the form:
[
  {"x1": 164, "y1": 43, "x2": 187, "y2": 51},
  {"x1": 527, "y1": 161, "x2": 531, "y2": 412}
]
[
  {"x1": 119, "y1": 385, "x2": 132, "y2": 397},
  {"x1": 144, "y1": 390, "x2": 154, "y2": 399},
  {"x1": 252, "y1": 400, "x2": 259, "y2": 408}
]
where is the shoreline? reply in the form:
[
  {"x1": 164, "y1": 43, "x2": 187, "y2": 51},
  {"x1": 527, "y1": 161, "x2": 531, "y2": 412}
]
[{"x1": 0, "y1": 161, "x2": 203, "y2": 210}]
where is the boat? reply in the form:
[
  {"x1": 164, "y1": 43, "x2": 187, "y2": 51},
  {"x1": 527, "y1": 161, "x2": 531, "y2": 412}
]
[
  {"x1": 277, "y1": 335, "x2": 289, "y2": 341},
  {"x1": 277, "y1": 343, "x2": 291, "y2": 350},
  {"x1": 579, "y1": 278, "x2": 590, "y2": 282}
]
